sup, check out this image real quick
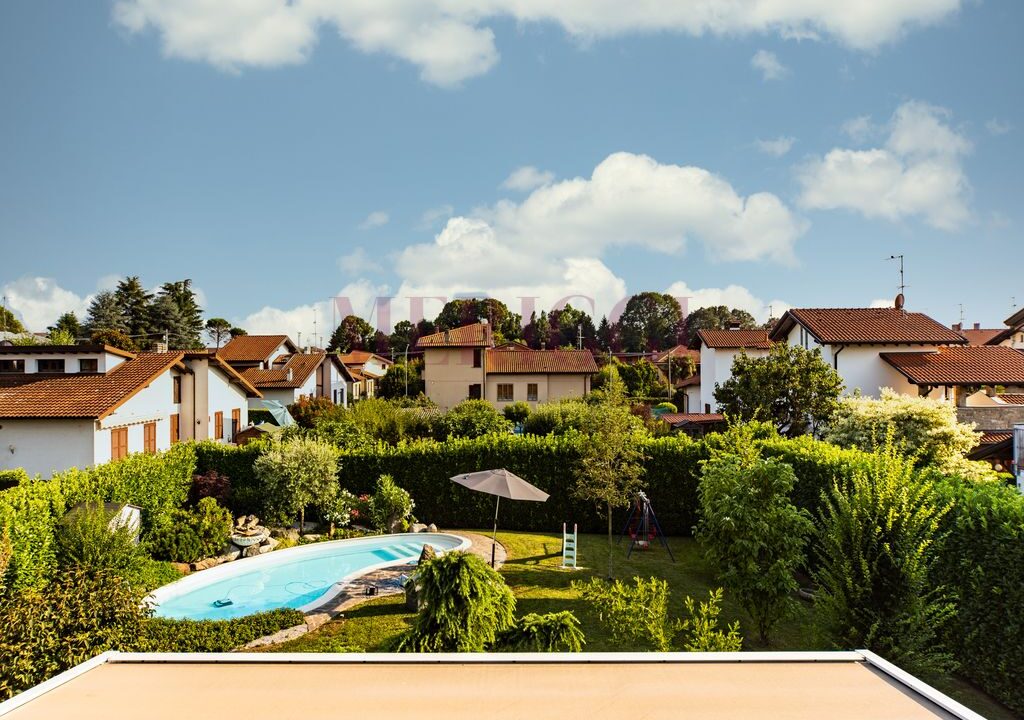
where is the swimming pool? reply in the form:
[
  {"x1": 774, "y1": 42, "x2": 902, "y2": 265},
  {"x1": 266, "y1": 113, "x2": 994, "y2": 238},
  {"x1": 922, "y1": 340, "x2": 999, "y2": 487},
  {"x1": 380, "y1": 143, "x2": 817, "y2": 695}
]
[{"x1": 149, "y1": 532, "x2": 471, "y2": 621}]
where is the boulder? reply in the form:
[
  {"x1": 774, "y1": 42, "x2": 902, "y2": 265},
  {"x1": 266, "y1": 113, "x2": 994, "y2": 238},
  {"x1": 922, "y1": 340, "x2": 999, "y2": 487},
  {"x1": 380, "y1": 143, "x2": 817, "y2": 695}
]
[
  {"x1": 272, "y1": 527, "x2": 299, "y2": 541},
  {"x1": 427, "y1": 523, "x2": 438, "y2": 533},
  {"x1": 410, "y1": 523, "x2": 428, "y2": 533},
  {"x1": 242, "y1": 544, "x2": 263, "y2": 558},
  {"x1": 170, "y1": 562, "x2": 192, "y2": 575},
  {"x1": 261, "y1": 536, "x2": 279, "y2": 551},
  {"x1": 404, "y1": 577, "x2": 419, "y2": 611},
  {"x1": 418, "y1": 544, "x2": 436, "y2": 565}
]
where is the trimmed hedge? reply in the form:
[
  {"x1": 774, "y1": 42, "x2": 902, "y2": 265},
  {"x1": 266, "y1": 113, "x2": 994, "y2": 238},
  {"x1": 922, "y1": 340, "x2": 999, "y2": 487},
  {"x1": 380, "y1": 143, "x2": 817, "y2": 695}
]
[
  {"x1": 193, "y1": 441, "x2": 264, "y2": 514},
  {"x1": 0, "y1": 469, "x2": 28, "y2": 491},
  {"x1": 0, "y1": 444, "x2": 196, "y2": 591},
  {"x1": 934, "y1": 478, "x2": 1024, "y2": 714},
  {"x1": 143, "y1": 608, "x2": 306, "y2": 652}
]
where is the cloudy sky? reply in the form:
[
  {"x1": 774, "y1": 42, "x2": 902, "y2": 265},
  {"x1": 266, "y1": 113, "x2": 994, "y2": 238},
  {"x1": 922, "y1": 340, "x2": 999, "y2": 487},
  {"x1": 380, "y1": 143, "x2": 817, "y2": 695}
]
[{"x1": 1, "y1": 1, "x2": 1021, "y2": 338}]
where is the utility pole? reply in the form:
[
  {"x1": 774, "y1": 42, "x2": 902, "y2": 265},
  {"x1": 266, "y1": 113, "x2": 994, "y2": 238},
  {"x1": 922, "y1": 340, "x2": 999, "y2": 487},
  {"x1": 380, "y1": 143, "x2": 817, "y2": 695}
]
[
  {"x1": 577, "y1": 323, "x2": 583, "y2": 350},
  {"x1": 959, "y1": 304, "x2": 965, "y2": 326},
  {"x1": 404, "y1": 343, "x2": 409, "y2": 397}
]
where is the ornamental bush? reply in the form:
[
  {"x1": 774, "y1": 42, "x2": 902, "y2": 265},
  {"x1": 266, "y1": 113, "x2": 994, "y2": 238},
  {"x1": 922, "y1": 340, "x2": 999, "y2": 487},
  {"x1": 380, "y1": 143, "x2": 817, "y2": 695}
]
[
  {"x1": 814, "y1": 441, "x2": 956, "y2": 677},
  {"x1": 147, "y1": 497, "x2": 232, "y2": 563},
  {"x1": 502, "y1": 401, "x2": 531, "y2": 425},
  {"x1": 54, "y1": 502, "x2": 147, "y2": 585},
  {"x1": 368, "y1": 474, "x2": 414, "y2": 532},
  {"x1": 253, "y1": 437, "x2": 340, "y2": 528},
  {"x1": 495, "y1": 611, "x2": 585, "y2": 652},
  {"x1": 397, "y1": 551, "x2": 516, "y2": 652},
  {"x1": 435, "y1": 399, "x2": 512, "y2": 440}
]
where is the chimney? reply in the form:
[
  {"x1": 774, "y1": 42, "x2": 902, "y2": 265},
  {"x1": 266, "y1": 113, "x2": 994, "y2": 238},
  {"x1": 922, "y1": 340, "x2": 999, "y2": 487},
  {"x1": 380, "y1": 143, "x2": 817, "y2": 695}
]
[
  {"x1": 155, "y1": 342, "x2": 168, "y2": 353},
  {"x1": 974, "y1": 322, "x2": 981, "y2": 331},
  {"x1": 287, "y1": 368, "x2": 293, "y2": 382},
  {"x1": 952, "y1": 323, "x2": 962, "y2": 332}
]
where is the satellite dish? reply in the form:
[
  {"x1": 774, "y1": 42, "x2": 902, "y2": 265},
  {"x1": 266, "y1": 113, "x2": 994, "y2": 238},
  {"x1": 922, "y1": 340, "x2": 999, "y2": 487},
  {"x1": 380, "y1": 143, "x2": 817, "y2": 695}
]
[{"x1": 894, "y1": 293, "x2": 905, "y2": 310}]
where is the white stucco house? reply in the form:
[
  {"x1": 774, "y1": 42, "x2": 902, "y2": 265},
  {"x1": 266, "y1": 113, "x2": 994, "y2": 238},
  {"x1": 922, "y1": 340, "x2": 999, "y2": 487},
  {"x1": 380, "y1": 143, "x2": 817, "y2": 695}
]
[
  {"x1": 219, "y1": 335, "x2": 353, "y2": 407},
  {"x1": 0, "y1": 345, "x2": 261, "y2": 477},
  {"x1": 337, "y1": 350, "x2": 393, "y2": 400},
  {"x1": 690, "y1": 328, "x2": 771, "y2": 413}
]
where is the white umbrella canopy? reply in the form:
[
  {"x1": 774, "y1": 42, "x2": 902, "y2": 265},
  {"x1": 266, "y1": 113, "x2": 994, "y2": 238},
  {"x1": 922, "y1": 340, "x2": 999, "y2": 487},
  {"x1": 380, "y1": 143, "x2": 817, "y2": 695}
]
[{"x1": 450, "y1": 469, "x2": 549, "y2": 566}]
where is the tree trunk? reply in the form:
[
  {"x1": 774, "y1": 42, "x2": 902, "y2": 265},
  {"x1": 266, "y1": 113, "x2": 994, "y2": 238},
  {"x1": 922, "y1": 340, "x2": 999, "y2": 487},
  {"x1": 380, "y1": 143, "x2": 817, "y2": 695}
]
[
  {"x1": 300, "y1": 507, "x2": 305, "y2": 536},
  {"x1": 606, "y1": 501, "x2": 614, "y2": 580}
]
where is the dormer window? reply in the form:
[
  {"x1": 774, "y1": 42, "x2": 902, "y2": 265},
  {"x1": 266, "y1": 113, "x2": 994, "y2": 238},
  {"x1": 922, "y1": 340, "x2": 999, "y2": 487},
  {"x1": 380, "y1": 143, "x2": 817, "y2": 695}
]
[
  {"x1": 37, "y1": 359, "x2": 65, "y2": 373},
  {"x1": 79, "y1": 358, "x2": 98, "y2": 373}
]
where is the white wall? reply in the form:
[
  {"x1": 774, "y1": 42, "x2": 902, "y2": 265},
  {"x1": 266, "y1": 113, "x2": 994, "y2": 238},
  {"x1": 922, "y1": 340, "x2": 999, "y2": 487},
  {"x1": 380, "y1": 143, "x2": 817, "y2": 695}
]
[
  {"x1": 207, "y1": 366, "x2": 248, "y2": 441},
  {"x1": 699, "y1": 345, "x2": 768, "y2": 413},
  {"x1": 0, "y1": 419, "x2": 96, "y2": 476}
]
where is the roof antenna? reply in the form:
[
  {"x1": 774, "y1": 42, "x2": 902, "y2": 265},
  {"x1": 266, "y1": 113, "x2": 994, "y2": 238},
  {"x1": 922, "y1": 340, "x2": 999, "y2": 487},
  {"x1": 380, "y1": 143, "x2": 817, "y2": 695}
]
[
  {"x1": 958, "y1": 304, "x2": 965, "y2": 326},
  {"x1": 888, "y1": 255, "x2": 906, "y2": 311}
]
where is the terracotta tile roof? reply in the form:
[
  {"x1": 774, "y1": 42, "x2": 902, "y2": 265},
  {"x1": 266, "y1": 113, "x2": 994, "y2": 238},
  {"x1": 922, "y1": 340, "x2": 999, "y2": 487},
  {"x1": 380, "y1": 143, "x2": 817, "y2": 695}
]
[
  {"x1": 240, "y1": 352, "x2": 324, "y2": 389},
  {"x1": 417, "y1": 323, "x2": 492, "y2": 348},
  {"x1": 978, "y1": 431, "x2": 1013, "y2": 445},
  {"x1": 219, "y1": 335, "x2": 294, "y2": 364},
  {"x1": 485, "y1": 349, "x2": 598, "y2": 374},
  {"x1": 660, "y1": 413, "x2": 725, "y2": 425},
  {"x1": 770, "y1": 308, "x2": 966, "y2": 345},
  {"x1": 674, "y1": 373, "x2": 701, "y2": 388},
  {"x1": 653, "y1": 345, "x2": 700, "y2": 363},
  {"x1": 880, "y1": 346, "x2": 1024, "y2": 386},
  {"x1": 995, "y1": 394, "x2": 1024, "y2": 405},
  {"x1": 696, "y1": 329, "x2": 771, "y2": 350},
  {"x1": 0, "y1": 352, "x2": 184, "y2": 419},
  {"x1": 337, "y1": 350, "x2": 393, "y2": 366},
  {"x1": 955, "y1": 327, "x2": 1006, "y2": 346},
  {"x1": 494, "y1": 341, "x2": 531, "y2": 351},
  {"x1": 180, "y1": 351, "x2": 262, "y2": 398},
  {"x1": 1006, "y1": 307, "x2": 1024, "y2": 328}
]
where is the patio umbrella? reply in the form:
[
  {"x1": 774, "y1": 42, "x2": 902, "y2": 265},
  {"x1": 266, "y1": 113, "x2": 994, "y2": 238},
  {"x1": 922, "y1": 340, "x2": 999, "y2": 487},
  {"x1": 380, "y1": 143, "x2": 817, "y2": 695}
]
[
  {"x1": 451, "y1": 469, "x2": 549, "y2": 567},
  {"x1": 258, "y1": 399, "x2": 295, "y2": 427}
]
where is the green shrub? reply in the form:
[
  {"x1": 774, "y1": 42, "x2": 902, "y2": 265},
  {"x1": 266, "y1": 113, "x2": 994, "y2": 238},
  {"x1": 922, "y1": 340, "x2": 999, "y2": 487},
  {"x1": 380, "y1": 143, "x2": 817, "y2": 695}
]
[
  {"x1": 398, "y1": 551, "x2": 515, "y2": 652},
  {"x1": 435, "y1": 400, "x2": 512, "y2": 440},
  {"x1": 143, "y1": 608, "x2": 306, "y2": 652},
  {"x1": 368, "y1": 474, "x2": 414, "y2": 532},
  {"x1": 253, "y1": 437, "x2": 340, "y2": 528},
  {"x1": 502, "y1": 401, "x2": 531, "y2": 425},
  {"x1": 678, "y1": 588, "x2": 743, "y2": 652},
  {"x1": 496, "y1": 611, "x2": 585, "y2": 652},
  {"x1": 575, "y1": 576, "x2": 674, "y2": 651},
  {"x1": 653, "y1": 402, "x2": 677, "y2": 414},
  {"x1": 287, "y1": 396, "x2": 337, "y2": 428},
  {"x1": 54, "y1": 502, "x2": 147, "y2": 585},
  {"x1": 522, "y1": 400, "x2": 593, "y2": 436},
  {"x1": 697, "y1": 434, "x2": 812, "y2": 643},
  {"x1": 311, "y1": 416, "x2": 374, "y2": 451},
  {"x1": 0, "y1": 568, "x2": 149, "y2": 701},
  {"x1": 147, "y1": 498, "x2": 232, "y2": 563},
  {"x1": 814, "y1": 441, "x2": 955, "y2": 677}
]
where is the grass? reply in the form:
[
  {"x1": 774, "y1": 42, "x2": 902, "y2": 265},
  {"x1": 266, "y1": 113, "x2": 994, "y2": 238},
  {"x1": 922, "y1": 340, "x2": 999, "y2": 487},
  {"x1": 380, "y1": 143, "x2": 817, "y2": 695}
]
[{"x1": 264, "y1": 530, "x2": 1017, "y2": 719}]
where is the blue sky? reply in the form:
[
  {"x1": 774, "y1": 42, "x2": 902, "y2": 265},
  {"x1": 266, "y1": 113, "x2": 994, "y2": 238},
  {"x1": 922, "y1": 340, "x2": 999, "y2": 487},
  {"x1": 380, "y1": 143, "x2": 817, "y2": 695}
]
[{"x1": 0, "y1": 1, "x2": 1021, "y2": 338}]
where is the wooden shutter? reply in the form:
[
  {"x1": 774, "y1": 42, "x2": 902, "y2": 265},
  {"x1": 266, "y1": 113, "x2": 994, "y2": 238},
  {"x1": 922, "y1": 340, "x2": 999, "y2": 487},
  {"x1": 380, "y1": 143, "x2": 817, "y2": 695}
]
[
  {"x1": 215, "y1": 411, "x2": 224, "y2": 440},
  {"x1": 170, "y1": 414, "x2": 179, "y2": 444},
  {"x1": 231, "y1": 409, "x2": 240, "y2": 440},
  {"x1": 110, "y1": 428, "x2": 128, "y2": 460},
  {"x1": 143, "y1": 422, "x2": 157, "y2": 453}
]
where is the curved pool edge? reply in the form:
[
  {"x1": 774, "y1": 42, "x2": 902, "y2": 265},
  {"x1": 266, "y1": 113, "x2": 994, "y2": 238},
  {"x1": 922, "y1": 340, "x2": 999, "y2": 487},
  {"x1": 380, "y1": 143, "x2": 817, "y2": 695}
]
[{"x1": 146, "y1": 532, "x2": 472, "y2": 618}]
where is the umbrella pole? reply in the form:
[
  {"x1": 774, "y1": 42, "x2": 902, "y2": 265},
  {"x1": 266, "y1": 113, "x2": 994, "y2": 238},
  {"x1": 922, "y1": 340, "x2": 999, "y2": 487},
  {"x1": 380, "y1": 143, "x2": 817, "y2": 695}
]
[{"x1": 491, "y1": 496, "x2": 500, "y2": 568}]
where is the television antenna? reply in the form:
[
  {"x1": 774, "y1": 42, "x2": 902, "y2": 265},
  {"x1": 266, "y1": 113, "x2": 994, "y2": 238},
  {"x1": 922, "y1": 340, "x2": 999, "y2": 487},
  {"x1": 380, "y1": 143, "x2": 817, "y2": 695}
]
[{"x1": 888, "y1": 255, "x2": 906, "y2": 296}]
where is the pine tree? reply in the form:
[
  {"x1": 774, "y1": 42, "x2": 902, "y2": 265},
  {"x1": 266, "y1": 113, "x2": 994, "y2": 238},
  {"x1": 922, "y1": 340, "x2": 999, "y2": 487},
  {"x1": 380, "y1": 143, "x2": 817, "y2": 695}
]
[
  {"x1": 85, "y1": 291, "x2": 127, "y2": 333},
  {"x1": 48, "y1": 312, "x2": 82, "y2": 339},
  {"x1": 205, "y1": 318, "x2": 233, "y2": 348},
  {"x1": 114, "y1": 277, "x2": 153, "y2": 342},
  {"x1": 148, "y1": 294, "x2": 187, "y2": 349},
  {"x1": 159, "y1": 280, "x2": 204, "y2": 348}
]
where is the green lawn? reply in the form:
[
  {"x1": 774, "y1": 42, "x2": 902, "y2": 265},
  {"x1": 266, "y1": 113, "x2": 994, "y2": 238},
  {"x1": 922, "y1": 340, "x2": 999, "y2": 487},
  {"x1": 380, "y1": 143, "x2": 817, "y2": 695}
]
[{"x1": 265, "y1": 530, "x2": 1016, "y2": 719}]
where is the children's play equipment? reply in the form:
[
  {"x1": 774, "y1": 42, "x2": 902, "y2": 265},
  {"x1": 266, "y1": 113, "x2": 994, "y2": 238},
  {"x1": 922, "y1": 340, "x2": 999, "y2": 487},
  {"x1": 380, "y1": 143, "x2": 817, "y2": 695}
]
[
  {"x1": 618, "y1": 491, "x2": 675, "y2": 561},
  {"x1": 561, "y1": 523, "x2": 578, "y2": 568}
]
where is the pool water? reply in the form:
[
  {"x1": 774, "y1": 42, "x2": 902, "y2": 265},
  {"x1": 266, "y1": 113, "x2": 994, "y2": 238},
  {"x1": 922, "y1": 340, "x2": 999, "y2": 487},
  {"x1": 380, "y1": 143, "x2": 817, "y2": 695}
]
[{"x1": 150, "y1": 533, "x2": 469, "y2": 621}]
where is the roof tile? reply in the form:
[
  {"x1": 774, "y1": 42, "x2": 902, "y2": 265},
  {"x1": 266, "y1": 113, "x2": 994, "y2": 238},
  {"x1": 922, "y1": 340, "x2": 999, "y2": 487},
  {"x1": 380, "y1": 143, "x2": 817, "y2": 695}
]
[
  {"x1": 485, "y1": 349, "x2": 598, "y2": 374},
  {"x1": 417, "y1": 323, "x2": 492, "y2": 348},
  {"x1": 219, "y1": 335, "x2": 293, "y2": 363},
  {"x1": 880, "y1": 346, "x2": 1024, "y2": 385},
  {"x1": 696, "y1": 329, "x2": 771, "y2": 350},
  {"x1": 772, "y1": 308, "x2": 965, "y2": 345}
]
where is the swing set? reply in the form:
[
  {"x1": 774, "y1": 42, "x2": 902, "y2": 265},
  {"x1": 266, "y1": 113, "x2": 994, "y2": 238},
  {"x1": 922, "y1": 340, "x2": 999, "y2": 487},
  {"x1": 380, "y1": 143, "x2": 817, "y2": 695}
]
[{"x1": 618, "y1": 491, "x2": 675, "y2": 561}]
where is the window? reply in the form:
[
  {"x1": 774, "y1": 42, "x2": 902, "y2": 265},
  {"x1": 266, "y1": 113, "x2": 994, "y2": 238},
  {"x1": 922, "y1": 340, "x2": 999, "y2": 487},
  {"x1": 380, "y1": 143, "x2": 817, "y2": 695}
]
[
  {"x1": 231, "y1": 409, "x2": 240, "y2": 439},
  {"x1": 497, "y1": 383, "x2": 514, "y2": 402},
  {"x1": 170, "y1": 414, "x2": 179, "y2": 444},
  {"x1": 79, "y1": 358, "x2": 98, "y2": 373},
  {"x1": 472, "y1": 348, "x2": 482, "y2": 368},
  {"x1": 172, "y1": 376, "x2": 181, "y2": 404},
  {"x1": 0, "y1": 359, "x2": 24, "y2": 373},
  {"x1": 143, "y1": 422, "x2": 157, "y2": 453},
  {"x1": 469, "y1": 383, "x2": 482, "y2": 400},
  {"x1": 214, "y1": 411, "x2": 224, "y2": 440},
  {"x1": 37, "y1": 359, "x2": 65, "y2": 373},
  {"x1": 110, "y1": 427, "x2": 128, "y2": 461},
  {"x1": 527, "y1": 383, "x2": 538, "y2": 402}
]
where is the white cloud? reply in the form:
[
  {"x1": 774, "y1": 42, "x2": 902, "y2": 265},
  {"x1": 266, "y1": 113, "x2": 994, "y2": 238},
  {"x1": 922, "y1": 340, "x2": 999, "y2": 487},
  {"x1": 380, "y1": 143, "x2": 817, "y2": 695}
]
[
  {"x1": 985, "y1": 118, "x2": 1011, "y2": 136},
  {"x1": 235, "y1": 279, "x2": 390, "y2": 340},
  {"x1": 841, "y1": 115, "x2": 875, "y2": 143},
  {"x1": 337, "y1": 247, "x2": 382, "y2": 275},
  {"x1": 665, "y1": 281, "x2": 790, "y2": 324},
  {"x1": 755, "y1": 136, "x2": 795, "y2": 157},
  {"x1": 501, "y1": 166, "x2": 555, "y2": 191},
  {"x1": 0, "y1": 277, "x2": 92, "y2": 332},
  {"x1": 418, "y1": 204, "x2": 455, "y2": 229},
  {"x1": 751, "y1": 50, "x2": 787, "y2": 80},
  {"x1": 797, "y1": 100, "x2": 972, "y2": 231},
  {"x1": 112, "y1": 1, "x2": 965, "y2": 86},
  {"x1": 870, "y1": 298, "x2": 896, "y2": 308},
  {"x1": 358, "y1": 210, "x2": 389, "y2": 229}
]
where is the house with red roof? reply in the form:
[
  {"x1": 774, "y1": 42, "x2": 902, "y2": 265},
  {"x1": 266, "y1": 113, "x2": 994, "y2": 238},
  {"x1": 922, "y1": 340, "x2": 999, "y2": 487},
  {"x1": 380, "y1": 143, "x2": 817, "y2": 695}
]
[
  {"x1": 0, "y1": 345, "x2": 261, "y2": 477},
  {"x1": 416, "y1": 321, "x2": 598, "y2": 410},
  {"x1": 689, "y1": 326, "x2": 771, "y2": 413},
  {"x1": 219, "y1": 335, "x2": 354, "y2": 407}
]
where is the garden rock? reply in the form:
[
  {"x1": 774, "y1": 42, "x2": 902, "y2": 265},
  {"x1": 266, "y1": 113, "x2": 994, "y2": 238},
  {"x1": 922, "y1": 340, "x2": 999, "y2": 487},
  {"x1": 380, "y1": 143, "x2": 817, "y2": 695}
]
[
  {"x1": 242, "y1": 544, "x2": 264, "y2": 558},
  {"x1": 411, "y1": 523, "x2": 428, "y2": 533},
  {"x1": 272, "y1": 527, "x2": 299, "y2": 541},
  {"x1": 260, "y1": 536, "x2": 279, "y2": 552},
  {"x1": 427, "y1": 523, "x2": 438, "y2": 533}
]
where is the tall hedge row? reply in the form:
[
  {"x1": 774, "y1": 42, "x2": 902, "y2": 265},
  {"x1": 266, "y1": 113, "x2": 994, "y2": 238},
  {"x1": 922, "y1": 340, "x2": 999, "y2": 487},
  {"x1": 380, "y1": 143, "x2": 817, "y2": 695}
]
[{"x1": 0, "y1": 444, "x2": 196, "y2": 591}]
